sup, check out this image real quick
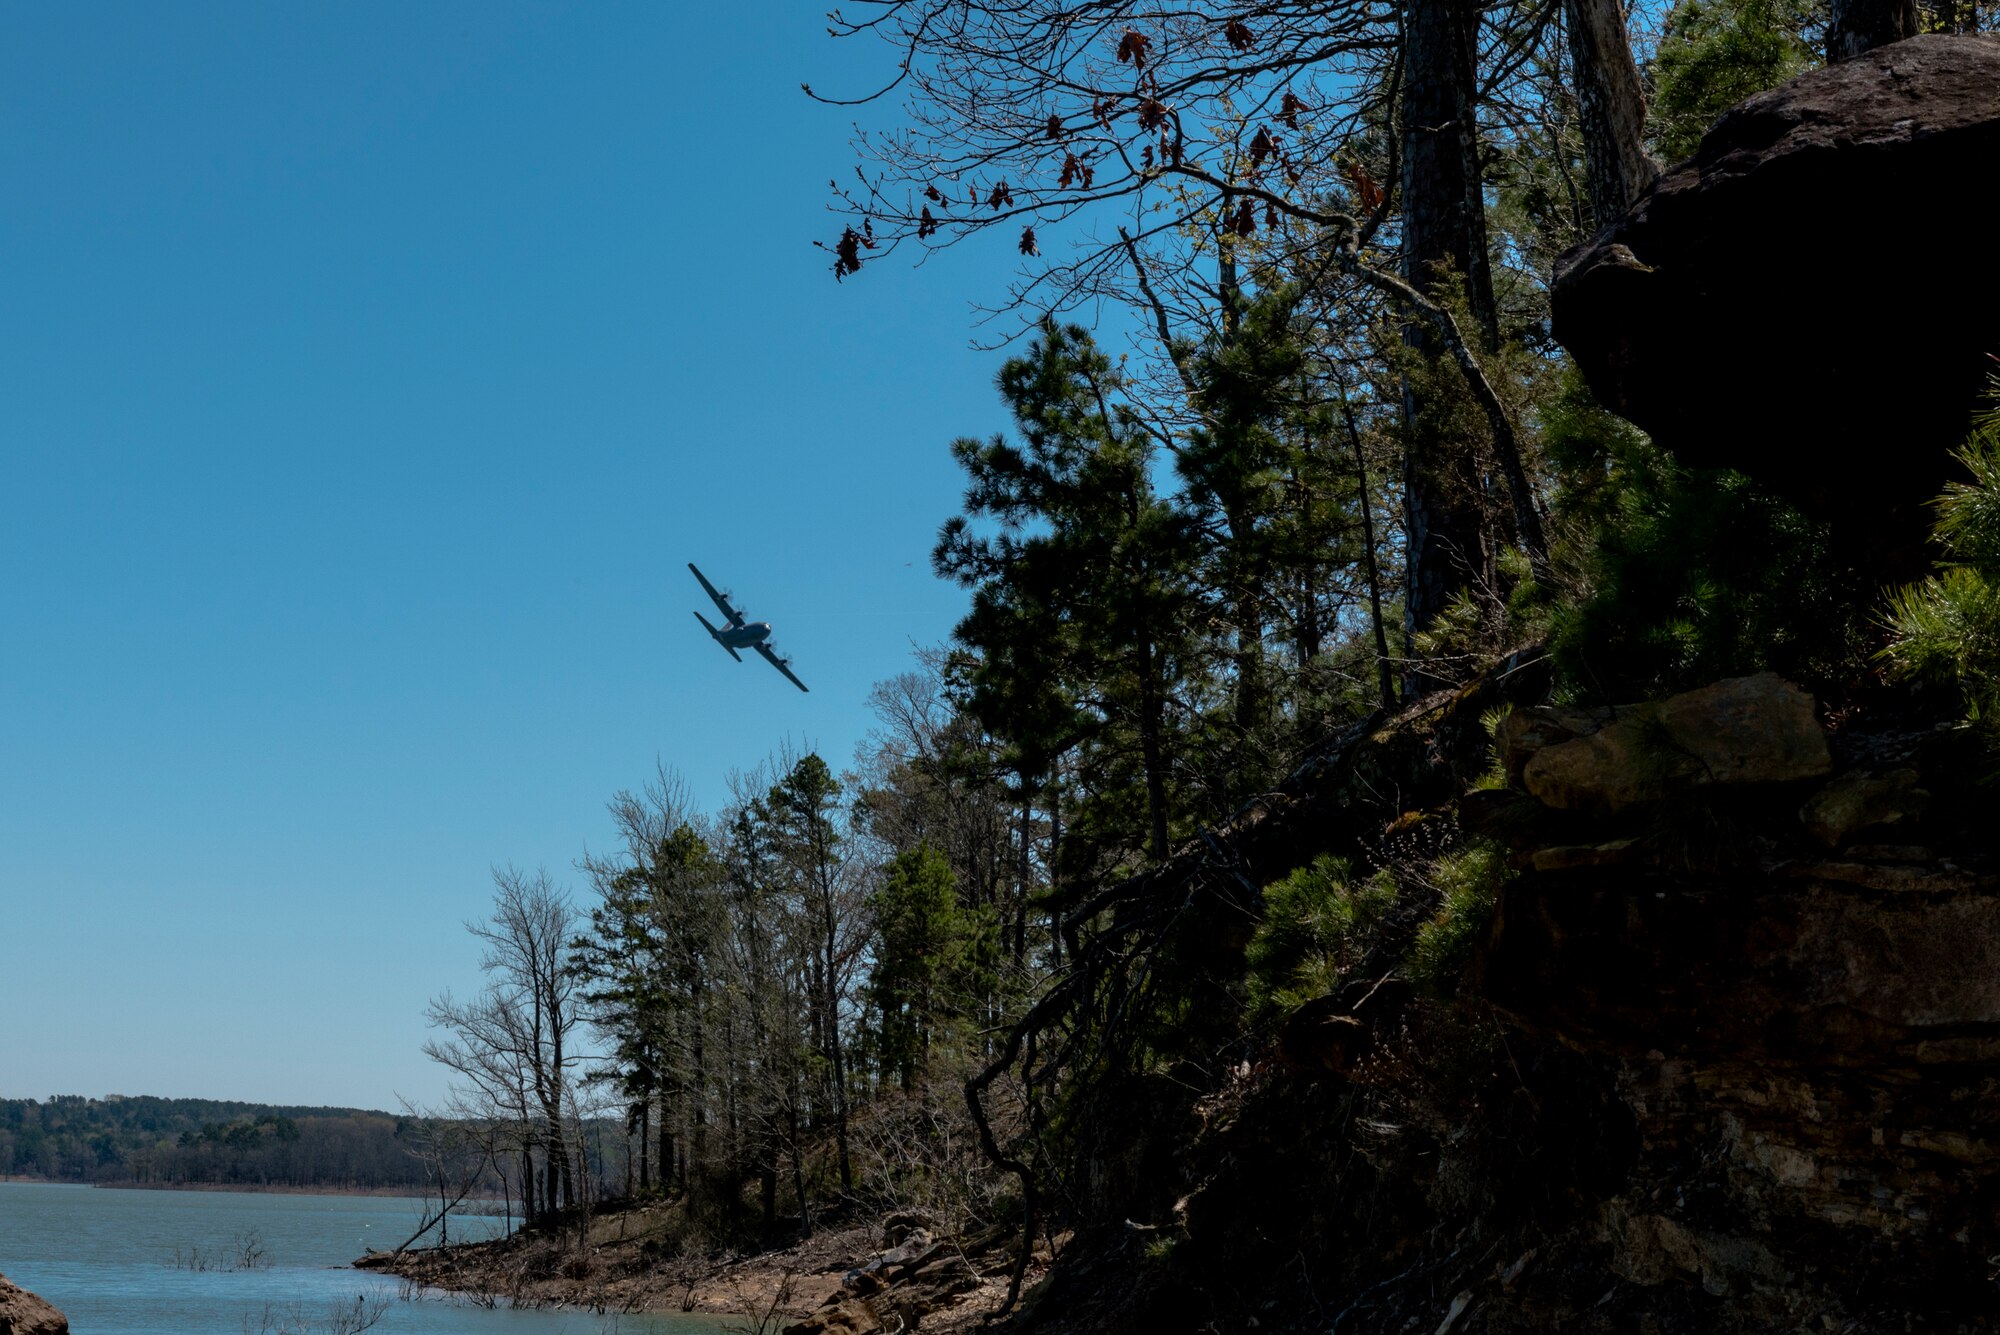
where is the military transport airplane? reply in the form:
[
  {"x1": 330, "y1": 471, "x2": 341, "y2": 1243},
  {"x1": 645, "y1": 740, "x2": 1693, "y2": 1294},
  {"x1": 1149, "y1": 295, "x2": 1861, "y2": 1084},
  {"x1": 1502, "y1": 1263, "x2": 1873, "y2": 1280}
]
[{"x1": 688, "y1": 563, "x2": 809, "y2": 693}]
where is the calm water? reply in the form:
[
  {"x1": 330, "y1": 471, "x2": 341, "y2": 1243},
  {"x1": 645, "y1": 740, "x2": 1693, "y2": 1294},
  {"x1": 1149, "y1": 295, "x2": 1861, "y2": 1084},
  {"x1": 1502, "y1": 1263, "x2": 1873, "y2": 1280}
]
[{"x1": 0, "y1": 1182, "x2": 723, "y2": 1335}]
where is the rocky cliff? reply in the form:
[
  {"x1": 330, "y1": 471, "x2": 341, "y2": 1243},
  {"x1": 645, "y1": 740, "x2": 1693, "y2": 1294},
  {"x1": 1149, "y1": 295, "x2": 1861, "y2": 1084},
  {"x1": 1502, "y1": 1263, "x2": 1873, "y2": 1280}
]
[
  {"x1": 1002, "y1": 664, "x2": 1997, "y2": 1333},
  {"x1": 1477, "y1": 674, "x2": 1999, "y2": 1326}
]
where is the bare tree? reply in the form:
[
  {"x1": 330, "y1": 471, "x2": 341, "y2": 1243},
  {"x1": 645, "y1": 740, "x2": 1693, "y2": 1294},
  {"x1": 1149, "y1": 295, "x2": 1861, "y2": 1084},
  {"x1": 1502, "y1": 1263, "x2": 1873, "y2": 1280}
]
[
  {"x1": 389, "y1": 1099, "x2": 498, "y2": 1252},
  {"x1": 424, "y1": 866, "x2": 586, "y2": 1227}
]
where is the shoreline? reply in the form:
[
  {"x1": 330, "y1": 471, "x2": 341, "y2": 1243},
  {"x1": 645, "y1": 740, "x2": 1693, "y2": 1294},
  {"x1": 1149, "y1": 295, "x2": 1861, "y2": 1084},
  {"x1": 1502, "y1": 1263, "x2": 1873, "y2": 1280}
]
[
  {"x1": 356, "y1": 1205, "x2": 1029, "y2": 1333},
  {"x1": 2, "y1": 1176, "x2": 502, "y2": 1201}
]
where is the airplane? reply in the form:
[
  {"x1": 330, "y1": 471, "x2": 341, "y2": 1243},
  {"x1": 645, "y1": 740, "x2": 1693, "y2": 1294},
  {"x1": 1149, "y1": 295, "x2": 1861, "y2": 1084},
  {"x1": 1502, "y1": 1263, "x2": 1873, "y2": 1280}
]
[{"x1": 688, "y1": 562, "x2": 809, "y2": 693}]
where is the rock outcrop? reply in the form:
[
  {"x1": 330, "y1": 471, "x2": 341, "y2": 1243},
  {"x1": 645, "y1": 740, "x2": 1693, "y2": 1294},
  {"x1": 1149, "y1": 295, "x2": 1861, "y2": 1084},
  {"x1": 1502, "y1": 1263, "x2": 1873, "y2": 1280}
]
[
  {"x1": 1552, "y1": 34, "x2": 2000, "y2": 578},
  {"x1": 1479, "y1": 676, "x2": 2000, "y2": 1322},
  {"x1": 1497, "y1": 672, "x2": 1831, "y2": 813},
  {"x1": 0, "y1": 1275, "x2": 68, "y2": 1335},
  {"x1": 994, "y1": 659, "x2": 2000, "y2": 1333}
]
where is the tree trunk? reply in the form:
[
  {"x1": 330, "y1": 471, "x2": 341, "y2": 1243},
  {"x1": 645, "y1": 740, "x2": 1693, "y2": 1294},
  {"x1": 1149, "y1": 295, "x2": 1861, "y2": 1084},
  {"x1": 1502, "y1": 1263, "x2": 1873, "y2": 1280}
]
[
  {"x1": 1229, "y1": 546, "x2": 1266, "y2": 743},
  {"x1": 723, "y1": 1012, "x2": 740, "y2": 1183},
  {"x1": 544, "y1": 1137, "x2": 560, "y2": 1219},
  {"x1": 1402, "y1": 0, "x2": 1497, "y2": 350},
  {"x1": 1013, "y1": 790, "x2": 1032, "y2": 963},
  {"x1": 1047, "y1": 781, "x2": 1063, "y2": 968},
  {"x1": 635, "y1": 1098, "x2": 649, "y2": 1193},
  {"x1": 1400, "y1": 0, "x2": 1499, "y2": 661},
  {"x1": 1340, "y1": 392, "x2": 1399, "y2": 713},
  {"x1": 788, "y1": 1102, "x2": 812, "y2": 1238},
  {"x1": 1137, "y1": 633, "x2": 1170, "y2": 861},
  {"x1": 827, "y1": 994, "x2": 854, "y2": 1196},
  {"x1": 818, "y1": 861, "x2": 855, "y2": 1198},
  {"x1": 690, "y1": 976, "x2": 709, "y2": 1170},
  {"x1": 1827, "y1": 0, "x2": 1917, "y2": 61},
  {"x1": 1565, "y1": 0, "x2": 1659, "y2": 214}
]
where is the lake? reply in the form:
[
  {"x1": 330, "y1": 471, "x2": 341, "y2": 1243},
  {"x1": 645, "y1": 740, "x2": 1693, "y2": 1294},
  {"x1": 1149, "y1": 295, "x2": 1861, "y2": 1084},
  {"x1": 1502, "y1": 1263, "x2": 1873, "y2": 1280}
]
[{"x1": 0, "y1": 1182, "x2": 725, "y2": 1335}]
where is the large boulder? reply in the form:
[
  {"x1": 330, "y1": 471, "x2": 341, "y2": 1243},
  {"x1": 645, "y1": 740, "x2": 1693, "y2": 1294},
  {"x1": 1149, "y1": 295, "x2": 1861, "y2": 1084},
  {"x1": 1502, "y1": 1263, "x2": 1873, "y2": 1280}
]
[
  {"x1": 1499, "y1": 672, "x2": 1831, "y2": 813},
  {"x1": 1553, "y1": 35, "x2": 2000, "y2": 579},
  {"x1": 0, "y1": 1275, "x2": 67, "y2": 1335}
]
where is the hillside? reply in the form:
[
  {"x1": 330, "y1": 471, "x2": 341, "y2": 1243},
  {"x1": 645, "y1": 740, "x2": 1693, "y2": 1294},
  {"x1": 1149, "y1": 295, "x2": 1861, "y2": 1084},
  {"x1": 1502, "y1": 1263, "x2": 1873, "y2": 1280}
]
[{"x1": 1, "y1": 1094, "x2": 468, "y2": 1192}]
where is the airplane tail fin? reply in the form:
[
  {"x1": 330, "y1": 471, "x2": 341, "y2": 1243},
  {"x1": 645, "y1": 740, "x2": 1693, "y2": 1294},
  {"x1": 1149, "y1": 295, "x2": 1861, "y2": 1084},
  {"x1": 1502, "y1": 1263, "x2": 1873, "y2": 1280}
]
[{"x1": 693, "y1": 611, "x2": 743, "y2": 661}]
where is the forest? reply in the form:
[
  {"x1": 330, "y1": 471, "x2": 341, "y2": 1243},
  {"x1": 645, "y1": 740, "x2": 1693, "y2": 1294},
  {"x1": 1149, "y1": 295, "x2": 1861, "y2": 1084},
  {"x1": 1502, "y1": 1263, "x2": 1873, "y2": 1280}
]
[
  {"x1": 398, "y1": 0, "x2": 2000, "y2": 1330},
  {"x1": 0, "y1": 1095, "x2": 458, "y2": 1191}
]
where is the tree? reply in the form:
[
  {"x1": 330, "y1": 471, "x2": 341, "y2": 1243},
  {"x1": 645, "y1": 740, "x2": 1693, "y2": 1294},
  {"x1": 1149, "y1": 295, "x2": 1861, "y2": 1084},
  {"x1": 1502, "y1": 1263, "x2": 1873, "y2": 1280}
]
[
  {"x1": 1648, "y1": 0, "x2": 1816, "y2": 164},
  {"x1": 715, "y1": 781, "x2": 814, "y2": 1235},
  {"x1": 1564, "y1": 0, "x2": 1660, "y2": 220},
  {"x1": 857, "y1": 656, "x2": 1014, "y2": 902},
  {"x1": 1177, "y1": 284, "x2": 1390, "y2": 756},
  {"x1": 1394, "y1": 0, "x2": 1555, "y2": 659},
  {"x1": 823, "y1": 0, "x2": 1553, "y2": 653},
  {"x1": 936, "y1": 320, "x2": 1200, "y2": 865},
  {"x1": 424, "y1": 867, "x2": 585, "y2": 1225},
  {"x1": 765, "y1": 752, "x2": 865, "y2": 1201},
  {"x1": 571, "y1": 842, "x2": 668, "y2": 1195},
  {"x1": 868, "y1": 844, "x2": 998, "y2": 1090}
]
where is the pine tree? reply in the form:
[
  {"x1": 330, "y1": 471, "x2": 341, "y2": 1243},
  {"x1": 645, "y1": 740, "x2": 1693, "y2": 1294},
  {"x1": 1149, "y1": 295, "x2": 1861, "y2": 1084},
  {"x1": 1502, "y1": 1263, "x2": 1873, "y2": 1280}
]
[
  {"x1": 868, "y1": 843, "x2": 999, "y2": 1090},
  {"x1": 764, "y1": 753, "x2": 858, "y2": 1199},
  {"x1": 936, "y1": 320, "x2": 1201, "y2": 867}
]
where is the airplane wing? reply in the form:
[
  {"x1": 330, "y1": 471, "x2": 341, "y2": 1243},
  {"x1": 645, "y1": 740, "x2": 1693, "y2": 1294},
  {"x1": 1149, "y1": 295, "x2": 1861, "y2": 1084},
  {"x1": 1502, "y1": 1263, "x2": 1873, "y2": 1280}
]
[
  {"x1": 693, "y1": 611, "x2": 742, "y2": 661},
  {"x1": 755, "y1": 643, "x2": 810, "y2": 693},
  {"x1": 687, "y1": 563, "x2": 746, "y2": 627}
]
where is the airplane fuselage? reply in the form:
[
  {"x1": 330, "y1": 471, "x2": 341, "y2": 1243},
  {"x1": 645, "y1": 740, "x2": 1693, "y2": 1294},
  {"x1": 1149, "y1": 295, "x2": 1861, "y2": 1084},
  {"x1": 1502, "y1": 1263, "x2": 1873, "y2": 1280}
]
[{"x1": 688, "y1": 562, "x2": 808, "y2": 691}]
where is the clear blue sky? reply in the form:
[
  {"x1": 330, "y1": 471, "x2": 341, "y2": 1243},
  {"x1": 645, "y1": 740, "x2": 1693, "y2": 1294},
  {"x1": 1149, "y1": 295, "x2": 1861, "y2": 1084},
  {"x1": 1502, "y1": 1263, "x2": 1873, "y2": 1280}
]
[{"x1": 0, "y1": 3, "x2": 1045, "y2": 1110}]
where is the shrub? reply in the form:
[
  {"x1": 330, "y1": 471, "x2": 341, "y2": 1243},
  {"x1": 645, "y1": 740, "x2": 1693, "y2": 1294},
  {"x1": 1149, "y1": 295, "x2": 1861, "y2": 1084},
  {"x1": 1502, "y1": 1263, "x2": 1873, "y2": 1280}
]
[
  {"x1": 1406, "y1": 845, "x2": 1513, "y2": 996},
  {"x1": 1539, "y1": 369, "x2": 1868, "y2": 702},
  {"x1": 1882, "y1": 395, "x2": 2000, "y2": 746},
  {"x1": 1245, "y1": 856, "x2": 1396, "y2": 1023}
]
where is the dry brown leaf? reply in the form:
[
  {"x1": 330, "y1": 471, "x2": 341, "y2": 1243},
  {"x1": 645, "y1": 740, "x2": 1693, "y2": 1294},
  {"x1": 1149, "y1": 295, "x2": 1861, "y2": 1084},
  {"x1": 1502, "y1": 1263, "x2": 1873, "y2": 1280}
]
[
  {"x1": 834, "y1": 227, "x2": 864, "y2": 278},
  {"x1": 1346, "y1": 162, "x2": 1384, "y2": 213},
  {"x1": 1248, "y1": 125, "x2": 1278, "y2": 170}
]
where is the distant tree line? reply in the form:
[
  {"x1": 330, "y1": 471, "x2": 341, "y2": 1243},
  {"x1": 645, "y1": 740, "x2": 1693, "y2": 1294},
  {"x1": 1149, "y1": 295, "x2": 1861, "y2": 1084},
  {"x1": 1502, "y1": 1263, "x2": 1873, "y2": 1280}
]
[{"x1": 0, "y1": 1095, "x2": 469, "y2": 1190}]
